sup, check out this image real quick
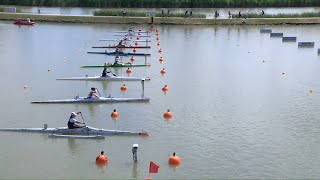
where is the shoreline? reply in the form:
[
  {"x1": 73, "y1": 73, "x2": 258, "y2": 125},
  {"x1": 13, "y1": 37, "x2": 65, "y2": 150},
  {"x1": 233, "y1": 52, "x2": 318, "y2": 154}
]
[{"x1": 2, "y1": 12, "x2": 320, "y2": 25}]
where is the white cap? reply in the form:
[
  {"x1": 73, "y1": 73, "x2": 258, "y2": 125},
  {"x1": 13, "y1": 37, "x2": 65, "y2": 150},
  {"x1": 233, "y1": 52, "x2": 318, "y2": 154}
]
[
  {"x1": 71, "y1": 112, "x2": 77, "y2": 116},
  {"x1": 133, "y1": 144, "x2": 138, "y2": 148}
]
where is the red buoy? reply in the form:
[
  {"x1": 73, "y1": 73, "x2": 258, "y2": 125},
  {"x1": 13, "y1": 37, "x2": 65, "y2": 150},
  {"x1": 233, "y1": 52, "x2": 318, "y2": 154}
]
[
  {"x1": 130, "y1": 56, "x2": 135, "y2": 62},
  {"x1": 96, "y1": 151, "x2": 108, "y2": 165},
  {"x1": 160, "y1": 68, "x2": 166, "y2": 75},
  {"x1": 126, "y1": 68, "x2": 132, "y2": 74},
  {"x1": 162, "y1": 85, "x2": 169, "y2": 92},
  {"x1": 111, "y1": 109, "x2": 119, "y2": 119},
  {"x1": 168, "y1": 152, "x2": 180, "y2": 165},
  {"x1": 120, "y1": 84, "x2": 128, "y2": 91},
  {"x1": 163, "y1": 109, "x2": 172, "y2": 119}
]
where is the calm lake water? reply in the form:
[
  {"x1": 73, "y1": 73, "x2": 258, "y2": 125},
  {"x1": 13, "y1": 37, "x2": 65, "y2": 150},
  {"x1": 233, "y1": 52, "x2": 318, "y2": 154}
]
[
  {"x1": 7, "y1": 6, "x2": 320, "y2": 18},
  {"x1": 0, "y1": 21, "x2": 320, "y2": 179}
]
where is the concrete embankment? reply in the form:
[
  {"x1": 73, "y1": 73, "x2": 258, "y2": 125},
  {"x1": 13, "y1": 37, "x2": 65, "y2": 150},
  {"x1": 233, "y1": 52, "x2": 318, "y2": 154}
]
[{"x1": 1, "y1": 12, "x2": 320, "y2": 25}]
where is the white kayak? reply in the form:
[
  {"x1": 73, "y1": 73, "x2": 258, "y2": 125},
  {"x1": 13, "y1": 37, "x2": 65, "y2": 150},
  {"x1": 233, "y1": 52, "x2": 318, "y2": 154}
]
[
  {"x1": 114, "y1": 30, "x2": 149, "y2": 34},
  {"x1": 31, "y1": 96, "x2": 150, "y2": 103},
  {"x1": 56, "y1": 75, "x2": 151, "y2": 81},
  {"x1": 100, "y1": 39, "x2": 151, "y2": 42},
  {"x1": 113, "y1": 34, "x2": 151, "y2": 37},
  {"x1": 0, "y1": 126, "x2": 148, "y2": 136}
]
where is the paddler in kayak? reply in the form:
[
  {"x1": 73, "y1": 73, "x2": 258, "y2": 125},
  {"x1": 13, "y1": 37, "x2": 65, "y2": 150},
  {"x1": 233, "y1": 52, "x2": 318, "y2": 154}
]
[
  {"x1": 102, "y1": 67, "x2": 107, "y2": 77},
  {"x1": 68, "y1": 112, "x2": 86, "y2": 129},
  {"x1": 88, "y1": 87, "x2": 99, "y2": 98},
  {"x1": 114, "y1": 56, "x2": 121, "y2": 64}
]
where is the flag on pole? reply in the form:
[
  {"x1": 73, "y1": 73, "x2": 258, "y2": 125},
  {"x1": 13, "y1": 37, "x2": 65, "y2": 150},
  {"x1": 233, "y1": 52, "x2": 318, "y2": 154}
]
[{"x1": 149, "y1": 161, "x2": 160, "y2": 173}]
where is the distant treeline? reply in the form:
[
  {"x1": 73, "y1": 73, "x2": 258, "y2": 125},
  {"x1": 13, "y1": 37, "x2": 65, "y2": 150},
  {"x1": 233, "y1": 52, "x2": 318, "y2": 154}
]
[{"x1": 1, "y1": 0, "x2": 320, "y2": 8}]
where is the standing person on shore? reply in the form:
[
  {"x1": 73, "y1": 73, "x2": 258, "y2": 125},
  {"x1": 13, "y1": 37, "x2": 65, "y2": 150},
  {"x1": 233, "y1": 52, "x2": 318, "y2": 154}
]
[
  {"x1": 167, "y1": 9, "x2": 170, "y2": 16},
  {"x1": 238, "y1": 11, "x2": 242, "y2": 18},
  {"x1": 261, "y1": 10, "x2": 265, "y2": 16},
  {"x1": 185, "y1": 10, "x2": 188, "y2": 17},
  {"x1": 122, "y1": 9, "x2": 127, "y2": 16},
  {"x1": 190, "y1": 11, "x2": 192, "y2": 17},
  {"x1": 162, "y1": 10, "x2": 164, "y2": 17},
  {"x1": 228, "y1": 10, "x2": 232, "y2": 19}
]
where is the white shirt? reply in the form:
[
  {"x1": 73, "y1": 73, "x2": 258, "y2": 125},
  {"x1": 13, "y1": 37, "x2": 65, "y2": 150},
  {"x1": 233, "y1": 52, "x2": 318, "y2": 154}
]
[{"x1": 69, "y1": 118, "x2": 78, "y2": 123}]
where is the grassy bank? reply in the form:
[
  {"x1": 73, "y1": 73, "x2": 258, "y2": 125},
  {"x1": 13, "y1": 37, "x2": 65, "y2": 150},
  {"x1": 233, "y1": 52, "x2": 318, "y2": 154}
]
[
  {"x1": 230, "y1": 12, "x2": 320, "y2": 19},
  {"x1": 1, "y1": 0, "x2": 320, "y2": 8},
  {"x1": 94, "y1": 9, "x2": 206, "y2": 18},
  {"x1": 2, "y1": 12, "x2": 320, "y2": 25}
]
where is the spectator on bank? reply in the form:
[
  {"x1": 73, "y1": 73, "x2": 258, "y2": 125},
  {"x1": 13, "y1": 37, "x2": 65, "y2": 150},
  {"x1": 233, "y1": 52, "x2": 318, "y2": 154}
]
[
  {"x1": 162, "y1": 10, "x2": 164, "y2": 17},
  {"x1": 261, "y1": 10, "x2": 265, "y2": 16},
  {"x1": 167, "y1": 9, "x2": 170, "y2": 16},
  {"x1": 122, "y1": 9, "x2": 127, "y2": 16},
  {"x1": 228, "y1": 10, "x2": 232, "y2": 19},
  {"x1": 238, "y1": 11, "x2": 242, "y2": 18},
  {"x1": 214, "y1": 10, "x2": 219, "y2": 19},
  {"x1": 190, "y1": 11, "x2": 193, "y2": 17},
  {"x1": 185, "y1": 10, "x2": 188, "y2": 17}
]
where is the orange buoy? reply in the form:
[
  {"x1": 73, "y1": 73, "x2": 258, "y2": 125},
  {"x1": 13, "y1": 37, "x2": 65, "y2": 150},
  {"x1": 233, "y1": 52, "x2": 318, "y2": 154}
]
[
  {"x1": 135, "y1": 42, "x2": 139, "y2": 46},
  {"x1": 160, "y1": 68, "x2": 166, "y2": 75},
  {"x1": 159, "y1": 57, "x2": 164, "y2": 62},
  {"x1": 120, "y1": 84, "x2": 128, "y2": 91},
  {"x1": 145, "y1": 178, "x2": 152, "y2": 180},
  {"x1": 156, "y1": 29, "x2": 158, "y2": 32},
  {"x1": 136, "y1": 36, "x2": 140, "y2": 40},
  {"x1": 126, "y1": 68, "x2": 132, "y2": 74},
  {"x1": 130, "y1": 56, "x2": 135, "y2": 62},
  {"x1": 133, "y1": 48, "x2": 137, "y2": 53},
  {"x1": 158, "y1": 48, "x2": 163, "y2": 53},
  {"x1": 156, "y1": 33, "x2": 159, "y2": 36},
  {"x1": 138, "y1": 32, "x2": 141, "y2": 36},
  {"x1": 139, "y1": 29, "x2": 142, "y2": 32},
  {"x1": 168, "y1": 152, "x2": 180, "y2": 165},
  {"x1": 162, "y1": 85, "x2": 169, "y2": 92},
  {"x1": 156, "y1": 37, "x2": 160, "y2": 41},
  {"x1": 163, "y1": 109, "x2": 172, "y2": 119},
  {"x1": 111, "y1": 109, "x2": 119, "y2": 119},
  {"x1": 157, "y1": 42, "x2": 160, "y2": 46},
  {"x1": 96, "y1": 151, "x2": 108, "y2": 165}
]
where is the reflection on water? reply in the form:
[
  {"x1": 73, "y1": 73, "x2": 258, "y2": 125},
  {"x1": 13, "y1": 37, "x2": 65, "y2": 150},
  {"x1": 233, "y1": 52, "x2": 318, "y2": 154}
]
[
  {"x1": 132, "y1": 162, "x2": 139, "y2": 179},
  {"x1": 67, "y1": 139, "x2": 79, "y2": 154}
]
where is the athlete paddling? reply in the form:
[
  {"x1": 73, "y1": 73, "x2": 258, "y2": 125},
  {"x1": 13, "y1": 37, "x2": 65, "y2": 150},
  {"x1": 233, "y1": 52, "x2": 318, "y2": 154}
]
[{"x1": 67, "y1": 112, "x2": 85, "y2": 129}]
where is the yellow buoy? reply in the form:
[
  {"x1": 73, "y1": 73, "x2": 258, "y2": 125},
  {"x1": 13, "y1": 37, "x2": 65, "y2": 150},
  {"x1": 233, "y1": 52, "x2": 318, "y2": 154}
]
[
  {"x1": 23, "y1": 85, "x2": 28, "y2": 89},
  {"x1": 310, "y1": 89, "x2": 314, "y2": 93}
]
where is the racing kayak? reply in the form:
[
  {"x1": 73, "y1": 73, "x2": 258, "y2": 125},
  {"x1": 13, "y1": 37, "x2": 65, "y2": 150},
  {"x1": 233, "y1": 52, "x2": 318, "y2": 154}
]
[
  {"x1": 87, "y1": 51, "x2": 151, "y2": 56},
  {"x1": 113, "y1": 34, "x2": 151, "y2": 37},
  {"x1": 0, "y1": 125, "x2": 148, "y2": 136},
  {"x1": 81, "y1": 63, "x2": 151, "y2": 68},
  {"x1": 92, "y1": 45, "x2": 151, "y2": 49},
  {"x1": 56, "y1": 75, "x2": 150, "y2": 81},
  {"x1": 114, "y1": 30, "x2": 149, "y2": 34},
  {"x1": 31, "y1": 96, "x2": 150, "y2": 103},
  {"x1": 100, "y1": 39, "x2": 151, "y2": 42}
]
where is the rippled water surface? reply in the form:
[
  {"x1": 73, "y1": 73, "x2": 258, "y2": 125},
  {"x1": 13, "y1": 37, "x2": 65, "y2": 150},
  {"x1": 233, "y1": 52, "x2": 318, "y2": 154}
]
[{"x1": 0, "y1": 21, "x2": 320, "y2": 178}]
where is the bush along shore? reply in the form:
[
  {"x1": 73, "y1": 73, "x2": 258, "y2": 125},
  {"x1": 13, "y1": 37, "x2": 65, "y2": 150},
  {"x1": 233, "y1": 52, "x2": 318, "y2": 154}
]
[
  {"x1": 2, "y1": 12, "x2": 320, "y2": 25},
  {"x1": 93, "y1": 9, "x2": 206, "y2": 18},
  {"x1": 1, "y1": 0, "x2": 320, "y2": 8}
]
